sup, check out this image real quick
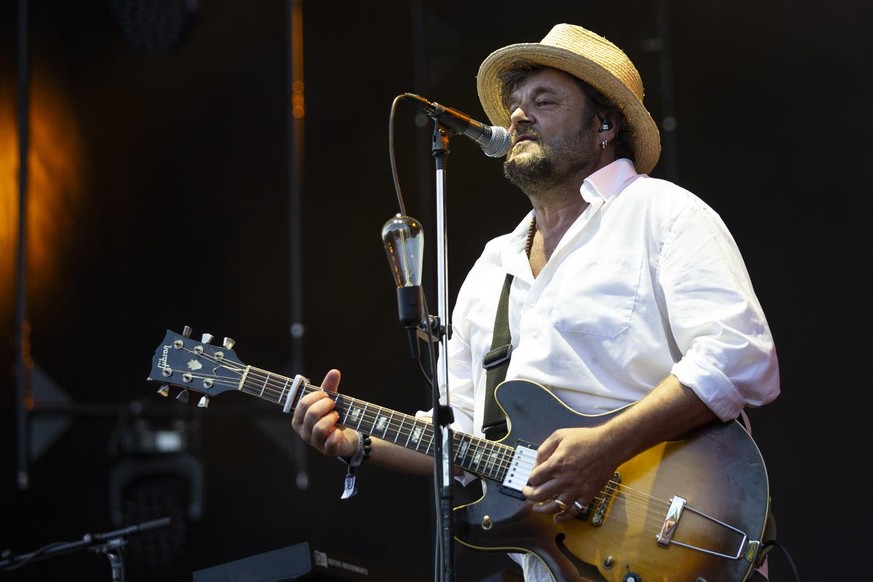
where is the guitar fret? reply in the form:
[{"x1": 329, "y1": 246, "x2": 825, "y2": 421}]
[
  {"x1": 391, "y1": 415, "x2": 405, "y2": 446},
  {"x1": 471, "y1": 442, "x2": 484, "y2": 471},
  {"x1": 482, "y1": 442, "x2": 502, "y2": 479},
  {"x1": 372, "y1": 408, "x2": 390, "y2": 437},
  {"x1": 403, "y1": 419, "x2": 416, "y2": 448},
  {"x1": 275, "y1": 376, "x2": 289, "y2": 402},
  {"x1": 409, "y1": 420, "x2": 427, "y2": 452},
  {"x1": 259, "y1": 373, "x2": 271, "y2": 398},
  {"x1": 241, "y1": 372, "x2": 264, "y2": 401},
  {"x1": 423, "y1": 429, "x2": 435, "y2": 456},
  {"x1": 341, "y1": 398, "x2": 367, "y2": 430},
  {"x1": 292, "y1": 383, "x2": 310, "y2": 410},
  {"x1": 481, "y1": 441, "x2": 494, "y2": 477},
  {"x1": 455, "y1": 436, "x2": 471, "y2": 468}
]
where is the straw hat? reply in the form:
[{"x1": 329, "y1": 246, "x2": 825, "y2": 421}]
[{"x1": 476, "y1": 23, "x2": 661, "y2": 175}]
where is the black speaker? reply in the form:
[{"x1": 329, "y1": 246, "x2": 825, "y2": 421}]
[{"x1": 192, "y1": 541, "x2": 428, "y2": 581}]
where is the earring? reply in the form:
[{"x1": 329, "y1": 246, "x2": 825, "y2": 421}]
[{"x1": 600, "y1": 139, "x2": 609, "y2": 149}]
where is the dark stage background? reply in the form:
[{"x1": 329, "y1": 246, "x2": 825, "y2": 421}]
[{"x1": 1, "y1": 1, "x2": 871, "y2": 581}]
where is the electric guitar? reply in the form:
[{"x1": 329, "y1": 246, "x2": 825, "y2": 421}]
[{"x1": 147, "y1": 328, "x2": 770, "y2": 582}]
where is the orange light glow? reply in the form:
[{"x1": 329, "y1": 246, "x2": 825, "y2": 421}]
[{"x1": 0, "y1": 65, "x2": 85, "y2": 314}]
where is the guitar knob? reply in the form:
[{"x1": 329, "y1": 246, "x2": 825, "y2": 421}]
[
  {"x1": 176, "y1": 389, "x2": 190, "y2": 403},
  {"x1": 183, "y1": 326, "x2": 193, "y2": 337},
  {"x1": 623, "y1": 572, "x2": 642, "y2": 582},
  {"x1": 198, "y1": 396, "x2": 209, "y2": 408},
  {"x1": 223, "y1": 337, "x2": 235, "y2": 349},
  {"x1": 201, "y1": 333, "x2": 214, "y2": 344},
  {"x1": 156, "y1": 385, "x2": 169, "y2": 397}
]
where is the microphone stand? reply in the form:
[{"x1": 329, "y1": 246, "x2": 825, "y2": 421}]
[
  {"x1": 0, "y1": 517, "x2": 172, "y2": 581},
  {"x1": 429, "y1": 122, "x2": 455, "y2": 582}
]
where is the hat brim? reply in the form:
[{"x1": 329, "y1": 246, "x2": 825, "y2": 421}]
[{"x1": 476, "y1": 42, "x2": 661, "y2": 175}]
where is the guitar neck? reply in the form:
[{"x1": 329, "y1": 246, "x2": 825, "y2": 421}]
[
  {"x1": 152, "y1": 329, "x2": 771, "y2": 582},
  {"x1": 240, "y1": 366, "x2": 514, "y2": 483}
]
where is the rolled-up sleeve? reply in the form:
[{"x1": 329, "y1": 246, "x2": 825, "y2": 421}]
[{"x1": 664, "y1": 202, "x2": 780, "y2": 421}]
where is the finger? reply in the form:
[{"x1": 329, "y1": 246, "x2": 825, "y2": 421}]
[
  {"x1": 523, "y1": 479, "x2": 559, "y2": 502},
  {"x1": 293, "y1": 393, "x2": 336, "y2": 444},
  {"x1": 292, "y1": 390, "x2": 329, "y2": 430},
  {"x1": 523, "y1": 466, "x2": 575, "y2": 500},
  {"x1": 320, "y1": 369, "x2": 341, "y2": 392},
  {"x1": 552, "y1": 498, "x2": 588, "y2": 524},
  {"x1": 305, "y1": 397, "x2": 337, "y2": 434},
  {"x1": 530, "y1": 495, "x2": 569, "y2": 515},
  {"x1": 534, "y1": 430, "x2": 565, "y2": 465},
  {"x1": 315, "y1": 415, "x2": 347, "y2": 455}
]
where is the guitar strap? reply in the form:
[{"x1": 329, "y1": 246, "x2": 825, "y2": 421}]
[{"x1": 481, "y1": 273, "x2": 514, "y2": 441}]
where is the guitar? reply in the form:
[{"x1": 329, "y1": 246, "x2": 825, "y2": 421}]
[{"x1": 148, "y1": 328, "x2": 770, "y2": 582}]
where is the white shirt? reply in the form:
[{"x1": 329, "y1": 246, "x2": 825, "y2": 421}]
[
  {"x1": 438, "y1": 158, "x2": 779, "y2": 440},
  {"x1": 425, "y1": 159, "x2": 779, "y2": 581}
]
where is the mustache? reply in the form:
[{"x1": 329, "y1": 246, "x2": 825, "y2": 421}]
[{"x1": 514, "y1": 128, "x2": 542, "y2": 142}]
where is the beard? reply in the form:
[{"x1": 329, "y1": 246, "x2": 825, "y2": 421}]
[{"x1": 503, "y1": 126, "x2": 596, "y2": 195}]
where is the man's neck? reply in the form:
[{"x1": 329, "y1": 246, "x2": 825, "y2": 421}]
[{"x1": 527, "y1": 194, "x2": 589, "y2": 277}]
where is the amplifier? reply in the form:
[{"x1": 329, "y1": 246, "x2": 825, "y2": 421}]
[{"x1": 192, "y1": 541, "x2": 428, "y2": 581}]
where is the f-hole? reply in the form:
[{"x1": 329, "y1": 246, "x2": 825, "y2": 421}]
[{"x1": 555, "y1": 532, "x2": 607, "y2": 582}]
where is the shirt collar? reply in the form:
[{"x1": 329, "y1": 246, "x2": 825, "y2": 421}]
[
  {"x1": 502, "y1": 159, "x2": 641, "y2": 278},
  {"x1": 580, "y1": 158, "x2": 641, "y2": 204}
]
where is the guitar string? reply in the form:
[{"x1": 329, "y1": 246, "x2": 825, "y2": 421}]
[
  {"x1": 240, "y1": 367, "x2": 675, "y2": 523},
  {"x1": 243, "y1": 367, "x2": 520, "y2": 475},
  {"x1": 167, "y1": 349, "x2": 676, "y2": 528},
  {"x1": 202, "y1": 361, "x2": 672, "y2": 524}
]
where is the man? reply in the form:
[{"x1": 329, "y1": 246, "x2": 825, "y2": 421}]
[{"x1": 292, "y1": 23, "x2": 780, "y2": 581}]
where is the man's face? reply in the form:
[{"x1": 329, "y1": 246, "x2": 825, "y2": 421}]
[{"x1": 503, "y1": 68, "x2": 600, "y2": 192}]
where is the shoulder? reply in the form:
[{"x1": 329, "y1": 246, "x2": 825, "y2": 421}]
[{"x1": 619, "y1": 176, "x2": 722, "y2": 225}]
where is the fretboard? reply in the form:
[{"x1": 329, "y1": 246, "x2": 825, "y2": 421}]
[{"x1": 239, "y1": 366, "x2": 515, "y2": 482}]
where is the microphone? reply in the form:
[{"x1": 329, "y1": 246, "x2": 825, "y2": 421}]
[{"x1": 404, "y1": 93, "x2": 511, "y2": 158}]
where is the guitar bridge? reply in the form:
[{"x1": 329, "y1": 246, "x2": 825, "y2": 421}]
[
  {"x1": 585, "y1": 472, "x2": 620, "y2": 526},
  {"x1": 656, "y1": 496, "x2": 753, "y2": 561},
  {"x1": 657, "y1": 495, "x2": 686, "y2": 545}
]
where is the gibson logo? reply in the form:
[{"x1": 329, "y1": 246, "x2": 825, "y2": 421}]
[{"x1": 158, "y1": 344, "x2": 170, "y2": 370}]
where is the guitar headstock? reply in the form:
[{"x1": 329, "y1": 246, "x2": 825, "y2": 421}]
[{"x1": 148, "y1": 327, "x2": 246, "y2": 406}]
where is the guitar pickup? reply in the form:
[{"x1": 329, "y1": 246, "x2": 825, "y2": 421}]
[{"x1": 500, "y1": 441, "x2": 537, "y2": 499}]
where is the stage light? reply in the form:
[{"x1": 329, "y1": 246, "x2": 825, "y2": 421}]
[{"x1": 108, "y1": 410, "x2": 204, "y2": 567}]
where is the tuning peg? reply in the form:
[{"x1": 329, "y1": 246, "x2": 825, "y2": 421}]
[
  {"x1": 157, "y1": 385, "x2": 170, "y2": 397},
  {"x1": 201, "y1": 333, "x2": 214, "y2": 344},
  {"x1": 176, "y1": 389, "x2": 190, "y2": 404},
  {"x1": 223, "y1": 337, "x2": 235, "y2": 349},
  {"x1": 183, "y1": 325, "x2": 193, "y2": 337},
  {"x1": 198, "y1": 396, "x2": 209, "y2": 408}
]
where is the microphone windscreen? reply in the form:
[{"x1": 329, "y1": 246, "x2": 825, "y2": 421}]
[{"x1": 483, "y1": 126, "x2": 511, "y2": 158}]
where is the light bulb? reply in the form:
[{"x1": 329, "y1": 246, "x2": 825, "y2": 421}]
[
  {"x1": 382, "y1": 214, "x2": 423, "y2": 288},
  {"x1": 382, "y1": 214, "x2": 424, "y2": 328}
]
